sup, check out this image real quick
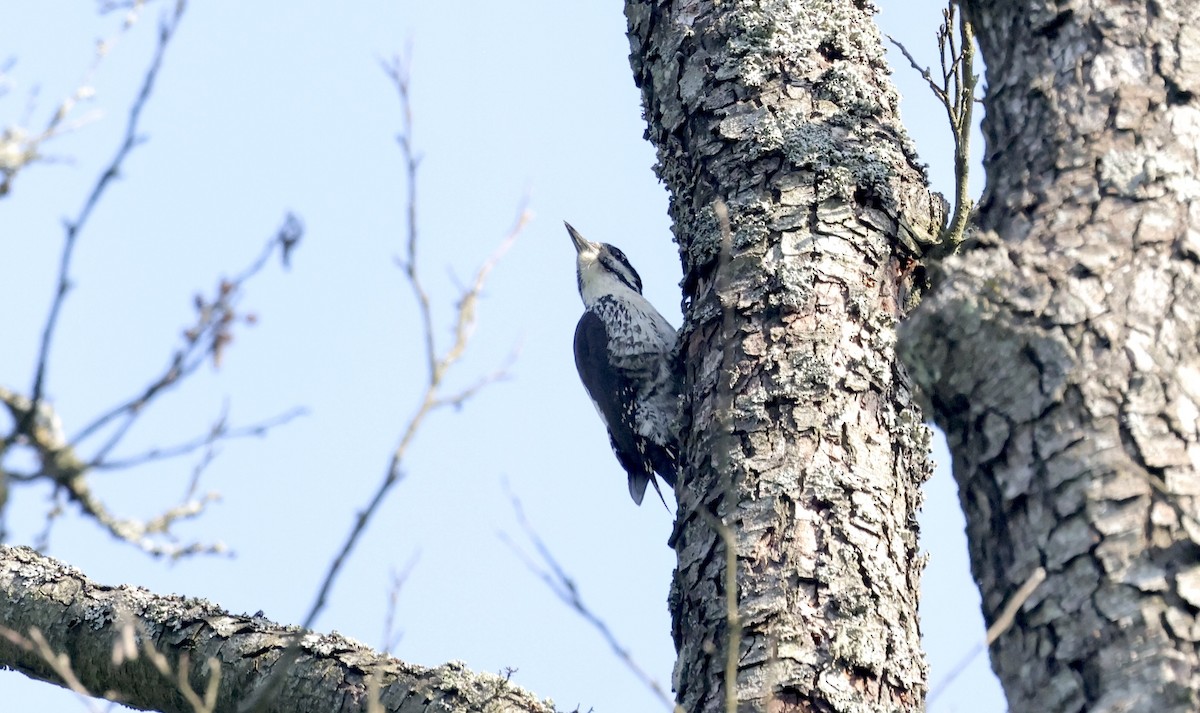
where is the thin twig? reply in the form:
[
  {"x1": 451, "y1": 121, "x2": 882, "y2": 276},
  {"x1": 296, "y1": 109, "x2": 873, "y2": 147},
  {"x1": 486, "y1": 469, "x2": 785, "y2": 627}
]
[
  {"x1": 381, "y1": 552, "x2": 421, "y2": 653},
  {"x1": 113, "y1": 616, "x2": 222, "y2": 713},
  {"x1": 0, "y1": 625, "x2": 107, "y2": 713},
  {"x1": 712, "y1": 199, "x2": 741, "y2": 713},
  {"x1": 985, "y1": 566, "x2": 1046, "y2": 645},
  {"x1": 0, "y1": 4, "x2": 147, "y2": 196},
  {"x1": 26, "y1": 0, "x2": 187, "y2": 433},
  {"x1": 0, "y1": 56, "x2": 14, "y2": 100},
  {"x1": 304, "y1": 206, "x2": 525, "y2": 630},
  {"x1": 31, "y1": 493, "x2": 65, "y2": 552},
  {"x1": 381, "y1": 51, "x2": 436, "y2": 381},
  {"x1": 927, "y1": 566, "x2": 1046, "y2": 706},
  {"x1": 430, "y1": 353, "x2": 516, "y2": 410},
  {"x1": 70, "y1": 216, "x2": 300, "y2": 453},
  {"x1": 886, "y1": 1, "x2": 977, "y2": 254},
  {"x1": 301, "y1": 53, "x2": 525, "y2": 631},
  {"x1": 500, "y1": 481, "x2": 676, "y2": 710},
  {"x1": 92, "y1": 406, "x2": 306, "y2": 472}
]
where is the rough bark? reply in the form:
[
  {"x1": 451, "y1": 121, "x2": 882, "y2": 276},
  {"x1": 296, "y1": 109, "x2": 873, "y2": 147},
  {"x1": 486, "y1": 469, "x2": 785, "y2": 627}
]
[
  {"x1": 625, "y1": 1, "x2": 941, "y2": 710},
  {"x1": 900, "y1": 0, "x2": 1200, "y2": 710},
  {"x1": 0, "y1": 546, "x2": 555, "y2": 713}
]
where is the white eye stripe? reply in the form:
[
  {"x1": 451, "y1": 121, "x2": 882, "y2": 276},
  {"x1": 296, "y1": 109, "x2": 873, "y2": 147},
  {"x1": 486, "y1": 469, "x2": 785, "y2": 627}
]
[{"x1": 601, "y1": 255, "x2": 643, "y2": 294}]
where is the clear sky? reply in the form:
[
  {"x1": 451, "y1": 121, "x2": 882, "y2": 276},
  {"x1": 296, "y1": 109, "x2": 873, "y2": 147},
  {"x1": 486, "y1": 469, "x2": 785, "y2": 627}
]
[{"x1": 1, "y1": 2, "x2": 1002, "y2": 712}]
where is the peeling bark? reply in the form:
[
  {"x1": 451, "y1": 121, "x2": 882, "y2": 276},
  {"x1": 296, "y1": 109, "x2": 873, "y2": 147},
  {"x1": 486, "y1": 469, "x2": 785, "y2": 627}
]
[
  {"x1": 0, "y1": 546, "x2": 554, "y2": 713},
  {"x1": 625, "y1": 1, "x2": 940, "y2": 710},
  {"x1": 900, "y1": 0, "x2": 1200, "y2": 710}
]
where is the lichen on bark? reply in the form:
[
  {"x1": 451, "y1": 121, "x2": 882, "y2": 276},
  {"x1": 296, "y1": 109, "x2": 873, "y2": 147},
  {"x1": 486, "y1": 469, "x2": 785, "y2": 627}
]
[
  {"x1": 626, "y1": 1, "x2": 940, "y2": 710},
  {"x1": 901, "y1": 0, "x2": 1200, "y2": 710},
  {"x1": 0, "y1": 546, "x2": 555, "y2": 713}
]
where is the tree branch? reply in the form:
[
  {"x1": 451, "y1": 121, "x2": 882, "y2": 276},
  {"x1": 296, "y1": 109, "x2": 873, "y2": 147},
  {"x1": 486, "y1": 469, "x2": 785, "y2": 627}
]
[
  {"x1": 26, "y1": 0, "x2": 188, "y2": 427},
  {"x1": 0, "y1": 545, "x2": 557, "y2": 713},
  {"x1": 302, "y1": 53, "x2": 527, "y2": 630},
  {"x1": 2, "y1": 215, "x2": 302, "y2": 557},
  {"x1": 927, "y1": 567, "x2": 1046, "y2": 705},
  {"x1": 887, "y1": 0, "x2": 977, "y2": 255},
  {"x1": 93, "y1": 406, "x2": 307, "y2": 473},
  {"x1": 501, "y1": 483, "x2": 676, "y2": 711}
]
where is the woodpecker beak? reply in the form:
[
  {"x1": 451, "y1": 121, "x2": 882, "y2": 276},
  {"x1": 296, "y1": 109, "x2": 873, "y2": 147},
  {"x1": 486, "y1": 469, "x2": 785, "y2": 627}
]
[{"x1": 565, "y1": 221, "x2": 597, "y2": 255}]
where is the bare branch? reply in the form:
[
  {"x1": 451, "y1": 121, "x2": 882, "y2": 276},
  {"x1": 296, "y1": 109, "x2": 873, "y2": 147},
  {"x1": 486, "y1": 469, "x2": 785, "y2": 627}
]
[
  {"x1": 927, "y1": 566, "x2": 1046, "y2": 705},
  {"x1": 3, "y1": 211, "x2": 299, "y2": 557},
  {"x1": 65, "y1": 477, "x2": 227, "y2": 560},
  {"x1": 301, "y1": 55, "x2": 526, "y2": 630},
  {"x1": 0, "y1": 625, "x2": 108, "y2": 713},
  {"x1": 118, "y1": 606, "x2": 238, "y2": 713},
  {"x1": 942, "y1": 3, "x2": 977, "y2": 250},
  {"x1": 712, "y1": 198, "x2": 741, "y2": 713},
  {"x1": 430, "y1": 346, "x2": 518, "y2": 410},
  {"x1": 70, "y1": 216, "x2": 301, "y2": 454},
  {"x1": 886, "y1": 1, "x2": 977, "y2": 254},
  {"x1": 2, "y1": 384, "x2": 230, "y2": 558},
  {"x1": 886, "y1": 35, "x2": 948, "y2": 104},
  {"x1": 438, "y1": 210, "x2": 526, "y2": 379},
  {"x1": 93, "y1": 406, "x2": 307, "y2": 472},
  {"x1": 380, "y1": 552, "x2": 420, "y2": 654},
  {"x1": 0, "y1": 3, "x2": 150, "y2": 196},
  {"x1": 501, "y1": 481, "x2": 677, "y2": 710},
  {"x1": 304, "y1": 202, "x2": 526, "y2": 629},
  {"x1": 128, "y1": 620, "x2": 222, "y2": 713},
  {"x1": 985, "y1": 566, "x2": 1047, "y2": 645},
  {"x1": 3, "y1": 546, "x2": 559, "y2": 713},
  {"x1": 381, "y1": 51, "x2": 436, "y2": 381},
  {"x1": 26, "y1": 0, "x2": 188, "y2": 425}
]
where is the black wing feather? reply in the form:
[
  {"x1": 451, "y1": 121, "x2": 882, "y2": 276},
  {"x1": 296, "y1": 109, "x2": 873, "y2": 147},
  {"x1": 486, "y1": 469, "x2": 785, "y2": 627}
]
[{"x1": 574, "y1": 309, "x2": 657, "y2": 504}]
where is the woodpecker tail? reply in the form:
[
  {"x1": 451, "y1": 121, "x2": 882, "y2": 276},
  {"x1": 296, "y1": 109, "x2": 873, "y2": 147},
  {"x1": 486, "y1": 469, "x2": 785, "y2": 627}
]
[
  {"x1": 638, "y1": 441, "x2": 678, "y2": 508},
  {"x1": 646, "y1": 474, "x2": 670, "y2": 510},
  {"x1": 628, "y1": 472, "x2": 651, "y2": 506}
]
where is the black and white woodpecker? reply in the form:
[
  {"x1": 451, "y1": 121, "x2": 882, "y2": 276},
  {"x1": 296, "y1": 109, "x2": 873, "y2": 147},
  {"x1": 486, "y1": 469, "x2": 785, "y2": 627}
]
[{"x1": 567, "y1": 221, "x2": 679, "y2": 505}]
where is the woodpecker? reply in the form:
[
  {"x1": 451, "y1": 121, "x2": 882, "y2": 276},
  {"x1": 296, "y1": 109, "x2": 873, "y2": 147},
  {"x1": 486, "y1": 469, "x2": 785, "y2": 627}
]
[{"x1": 567, "y1": 221, "x2": 679, "y2": 505}]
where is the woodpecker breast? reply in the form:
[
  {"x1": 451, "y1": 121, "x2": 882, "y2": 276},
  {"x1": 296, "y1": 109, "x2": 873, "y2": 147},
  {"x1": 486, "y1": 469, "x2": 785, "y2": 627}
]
[{"x1": 566, "y1": 222, "x2": 680, "y2": 506}]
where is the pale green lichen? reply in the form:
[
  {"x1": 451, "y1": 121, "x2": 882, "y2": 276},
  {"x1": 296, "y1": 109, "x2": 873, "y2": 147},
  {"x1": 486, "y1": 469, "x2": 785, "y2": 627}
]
[
  {"x1": 716, "y1": 0, "x2": 885, "y2": 88},
  {"x1": 771, "y1": 259, "x2": 817, "y2": 311},
  {"x1": 681, "y1": 203, "x2": 723, "y2": 271},
  {"x1": 816, "y1": 67, "x2": 885, "y2": 119},
  {"x1": 732, "y1": 110, "x2": 896, "y2": 203}
]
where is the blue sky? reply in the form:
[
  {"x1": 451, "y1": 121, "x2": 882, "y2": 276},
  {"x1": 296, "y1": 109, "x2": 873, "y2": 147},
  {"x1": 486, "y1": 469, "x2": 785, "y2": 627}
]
[{"x1": 1, "y1": 2, "x2": 1001, "y2": 711}]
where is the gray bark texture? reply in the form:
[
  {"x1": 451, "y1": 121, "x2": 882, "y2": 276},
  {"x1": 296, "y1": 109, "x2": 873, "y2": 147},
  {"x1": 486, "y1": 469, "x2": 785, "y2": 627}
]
[
  {"x1": 899, "y1": 0, "x2": 1200, "y2": 710},
  {"x1": 0, "y1": 546, "x2": 554, "y2": 713},
  {"x1": 624, "y1": 1, "x2": 941, "y2": 710}
]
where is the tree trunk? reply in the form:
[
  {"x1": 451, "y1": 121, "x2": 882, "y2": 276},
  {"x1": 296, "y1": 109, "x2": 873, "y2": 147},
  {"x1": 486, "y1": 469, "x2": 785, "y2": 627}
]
[
  {"x1": 625, "y1": 1, "x2": 942, "y2": 710},
  {"x1": 900, "y1": 0, "x2": 1200, "y2": 710},
  {"x1": 0, "y1": 546, "x2": 553, "y2": 713}
]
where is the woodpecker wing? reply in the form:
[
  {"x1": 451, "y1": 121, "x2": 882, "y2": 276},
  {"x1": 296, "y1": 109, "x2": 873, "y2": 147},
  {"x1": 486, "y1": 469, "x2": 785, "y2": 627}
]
[
  {"x1": 594, "y1": 302, "x2": 679, "y2": 491},
  {"x1": 574, "y1": 309, "x2": 656, "y2": 504}
]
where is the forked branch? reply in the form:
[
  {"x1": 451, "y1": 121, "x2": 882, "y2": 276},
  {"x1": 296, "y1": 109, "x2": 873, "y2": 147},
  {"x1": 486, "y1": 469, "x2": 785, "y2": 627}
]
[
  {"x1": 302, "y1": 52, "x2": 528, "y2": 631},
  {"x1": 888, "y1": 0, "x2": 978, "y2": 254}
]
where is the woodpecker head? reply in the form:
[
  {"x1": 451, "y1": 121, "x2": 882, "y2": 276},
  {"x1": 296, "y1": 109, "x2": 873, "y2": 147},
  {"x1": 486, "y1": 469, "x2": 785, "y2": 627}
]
[{"x1": 565, "y1": 221, "x2": 644, "y2": 307}]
